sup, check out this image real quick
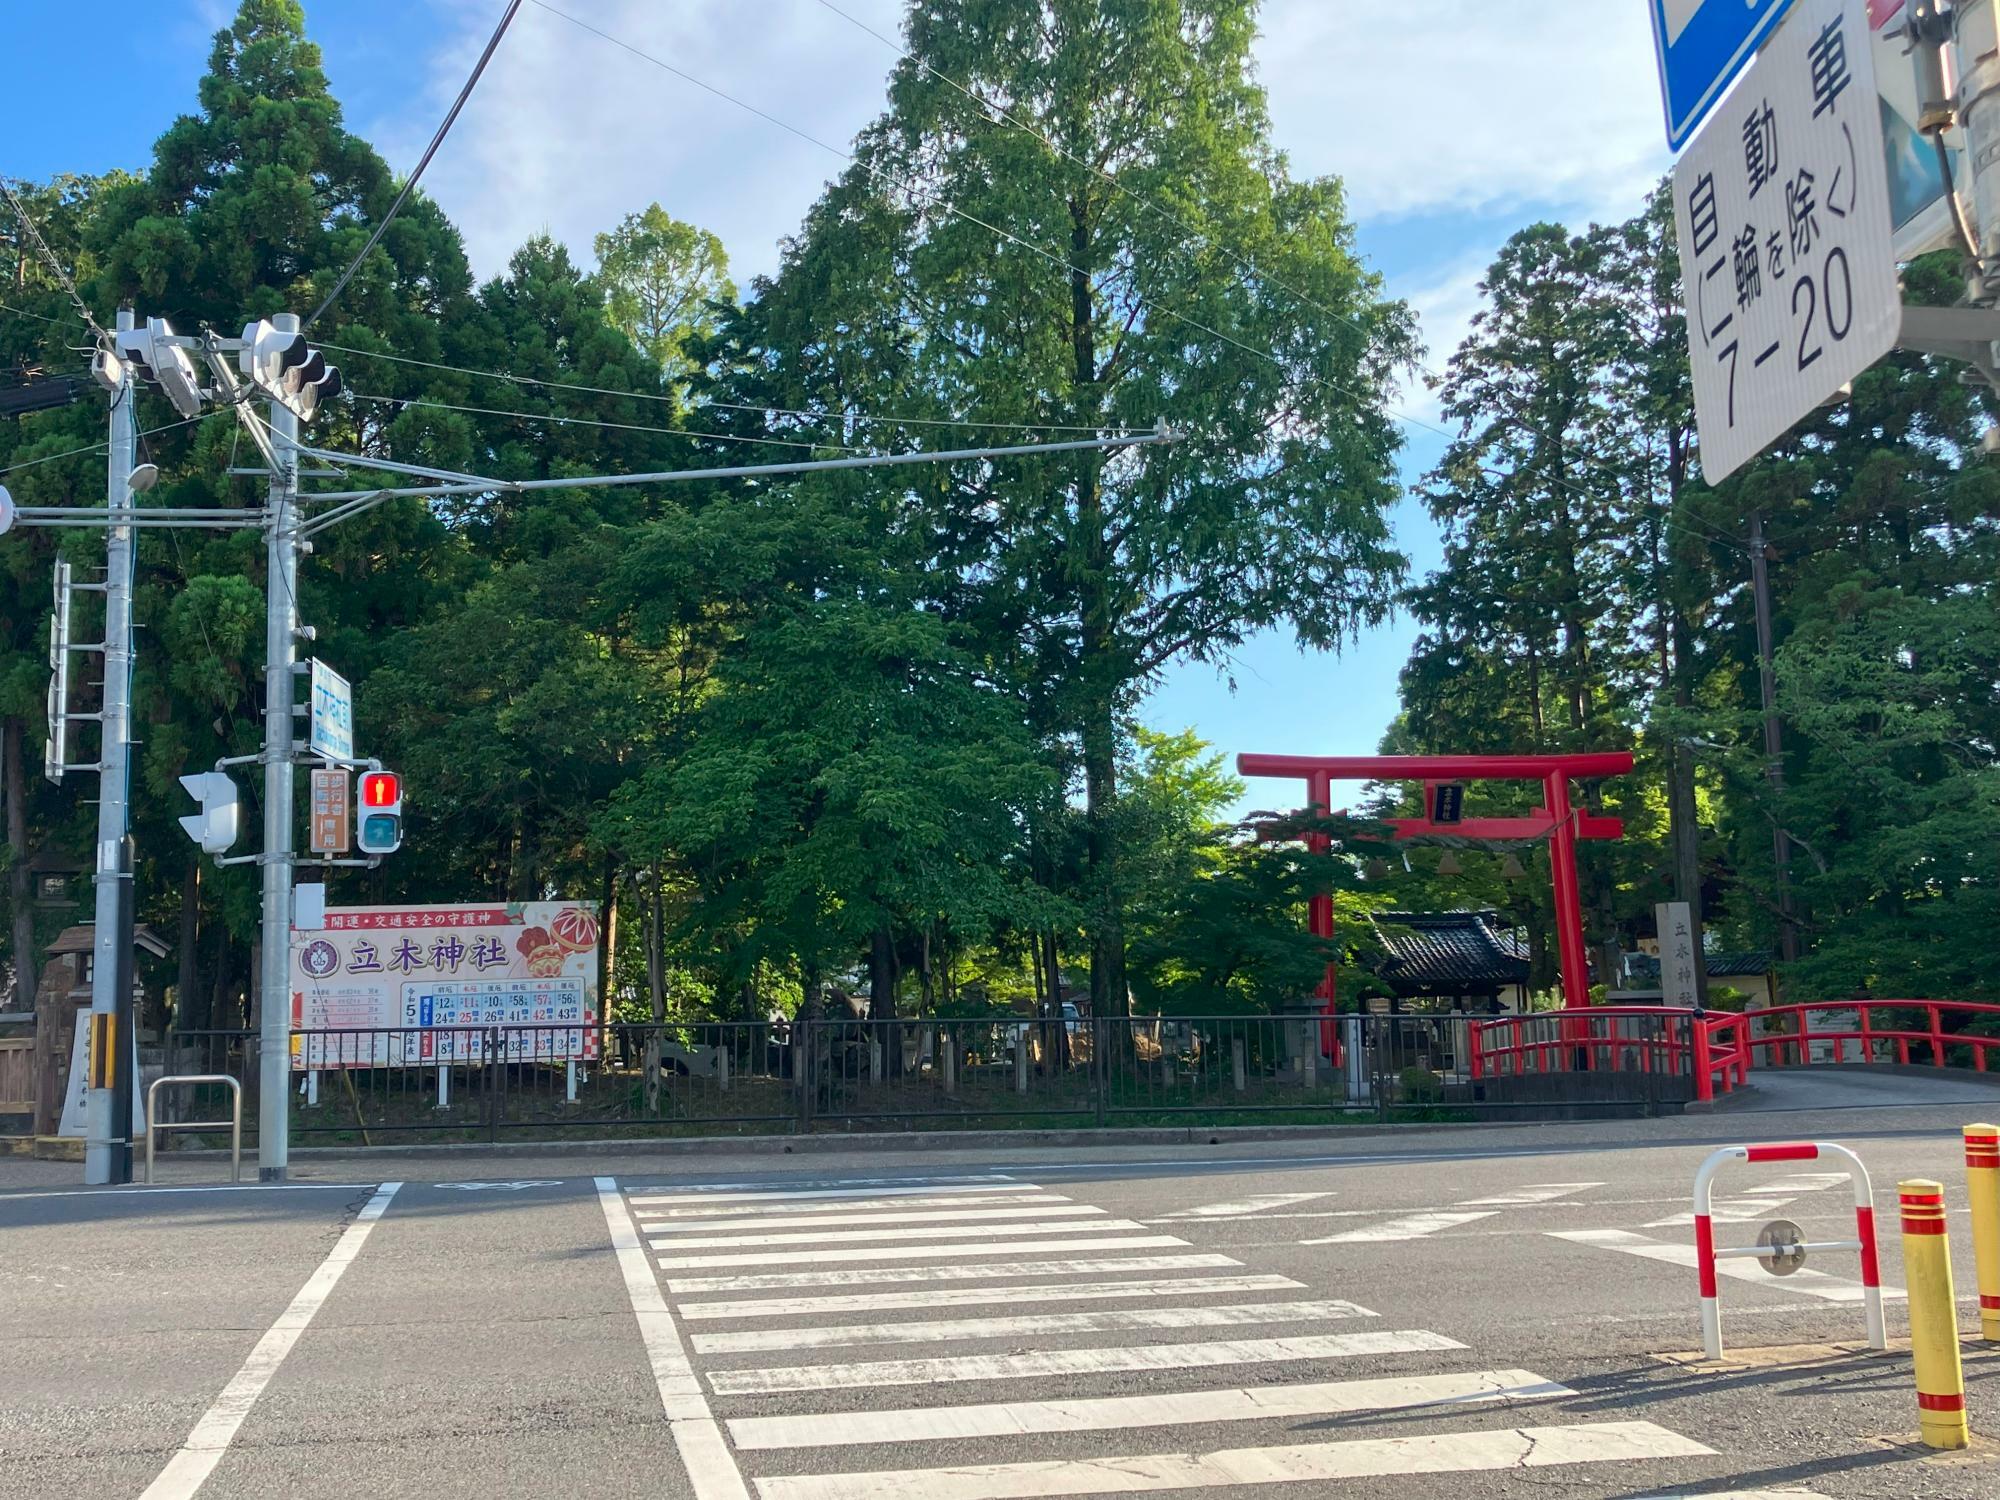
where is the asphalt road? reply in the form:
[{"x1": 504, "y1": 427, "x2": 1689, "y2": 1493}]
[{"x1": 5, "y1": 1103, "x2": 1999, "y2": 1499}]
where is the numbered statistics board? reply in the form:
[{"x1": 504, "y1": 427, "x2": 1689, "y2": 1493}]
[
  {"x1": 289, "y1": 901, "x2": 600, "y2": 1069},
  {"x1": 1673, "y1": 0, "x2": 1900, "y2": 484}
]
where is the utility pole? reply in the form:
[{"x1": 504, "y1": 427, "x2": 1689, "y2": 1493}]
[
  {"x1": 257, "y1": 313, "x2": 301, "y2": 1182},
  {"x1": 1747, "y1": 509, "x2": 1798, "y2": 964},
  {"x1": 83, "y1": 305, "x2": 137, "y2": 1186}
]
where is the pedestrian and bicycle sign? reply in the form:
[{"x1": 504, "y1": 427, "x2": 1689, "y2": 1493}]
[
  {"x1": 1672, "y1": 0, "x2": 1899, "y2": 484},
  {"x1": 1651, "y1": 0, "x2": 1797, "y2": 149}
]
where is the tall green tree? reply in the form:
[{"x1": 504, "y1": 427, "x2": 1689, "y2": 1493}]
[
  {"x1": 728, "y1": 0, "x2": 1414, "y2": 1017},
  {"x1": 594, "y1": 204, "x2": 734, "y2": 384}
]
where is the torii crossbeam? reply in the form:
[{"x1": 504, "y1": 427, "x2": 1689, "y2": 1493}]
[{"x1": 1237, "y1": 752, "x2": 1635, "y2": 1016}]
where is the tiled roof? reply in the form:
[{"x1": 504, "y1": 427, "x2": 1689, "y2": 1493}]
[
  {"x1": 1706, "y1": 951, "x2": 1773, "y2": 977},
  {"x1": 1368, "y1": 910, "x2": 1529, "y2": 993}
]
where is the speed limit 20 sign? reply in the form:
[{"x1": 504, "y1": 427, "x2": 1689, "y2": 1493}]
[{"x1": 1673, "y1": 0, "x2": 1900, "y2": 484}]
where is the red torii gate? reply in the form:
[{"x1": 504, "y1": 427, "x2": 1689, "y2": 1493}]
[{"x1": 1237, "y1": 752, "x2": 1635, "y2": 1015}]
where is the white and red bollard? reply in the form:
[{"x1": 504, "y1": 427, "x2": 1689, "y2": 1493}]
[{"x1": 1692, "y1": 1140, "x2": 1886, "y2": 1361}]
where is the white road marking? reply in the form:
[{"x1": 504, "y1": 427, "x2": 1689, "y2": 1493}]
[
  {"x1": 1457, "y1": 1182, "x2": 1604, "y2": 1206},
  {"x1": 1159, "y1": 1192, "x2": 1333, "y2": 1219},
  {"x1": 750, "y1": 1420, "x2": 1711, "y2": 1500},
  {"x1": 705, "y1": 1329, "x2": 1465, "y2": 1395},
  {"x1": 649, "y1": 1217, "x2": 1131, "y2": 1250},
  {"x1": 726, "y1": 1367, "x2": 1574, "y2": 1450},
  {"x1": 637, "y1": 1193, "x2": 1053, "y2": 1220},
  {"x1": 434, "y1": 1180, "x2": 563, "y2": 1191},
  {"x1": 657, "y1": 1233, "x2": 1190, "y2": 1271},
  {"x1": 1646, "y1": 1197, "x2": 1795, "y2": 1229},
  {"x1": 691, "y1": 1299, "x2": 1378, "y2": 1353},
  {"x1": 1743, "y1": 1172, "x2": 1851, "y2": 1196},
  {"x1": 138, "y1": 1182, "x2": 402, "y2": 1500},
  {"x1": 628, "y1": 1181, "x2": 1025, "y2": 1206},
  {"x1": 666, "y1": 1253, "x2": 1242, "y2": 1295},
  {"x1": 594, "y1": 1176, "x2": 750, "y2": 1500},
  {"x1": 1302, "y1": 1210, "x2": 1497, "y2": 1244},
  {"x1": 677, "y1": 1274, "x2": 1305, "y2": 1321},
  {"x1": 641, "y1": 1204, "x2": 1098, "y2": 1235},
  {"x1": 1548, "y1": 1229, "x2": 1905, "y2": 1302}
]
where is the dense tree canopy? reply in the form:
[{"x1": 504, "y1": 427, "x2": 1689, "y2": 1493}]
[{"x1": 3, "y1": 0, "x2": 1993, "y2": 1035}]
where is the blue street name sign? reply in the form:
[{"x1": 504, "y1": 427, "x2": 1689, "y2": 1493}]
[{"x1": 1652, "y1": 0, "x2": 1797, "y2": 149}]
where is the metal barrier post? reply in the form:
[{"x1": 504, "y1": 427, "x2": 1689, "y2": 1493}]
[
  {"x1": 1692, "y1": 1141, "x2": 1884, "y2": 1361},
  {"x1": 1965, "y1": 1124, "x2": 2000, "y2": 1341},
  {"x1": 1899, "y1": 1179, "x2": 1970, "y2": 1449},
  {"x1": 144, "y1": 1074, "x2": 242, "y2": 1184},
  {"x1": 1231, "y1": 1037, "x2": 1246, "y2": 1093}
]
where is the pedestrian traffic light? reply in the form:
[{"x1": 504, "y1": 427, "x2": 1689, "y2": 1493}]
[
  {"x1": 356, "y1": 770, "x2": 403, "y2": 855},
  {"x1": 177, "y1": 770, "x2": 240, "y2": 854},
  {"x1": 238, "y1": 319, "x2": 342, "y2": 421}
]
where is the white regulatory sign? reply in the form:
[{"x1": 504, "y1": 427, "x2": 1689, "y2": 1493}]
[
  {"x1": 308, "y1": 658, "x2": 355, "y2": 762},
  {"x1": 1674, "y1": 0, "x2": 1899, "y2": 485}
]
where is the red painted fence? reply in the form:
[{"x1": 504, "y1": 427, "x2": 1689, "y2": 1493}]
[{"x1": 1471, "y1": 1000, "x2": 1998, "y2": 1105}]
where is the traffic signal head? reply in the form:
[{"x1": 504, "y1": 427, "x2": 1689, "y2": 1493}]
[
  {"x1": 357, "y1": 770, "x2": 403, "y2": 855},
  {"x1": 116, "y1": 318, "x2": 205, "y2": 419},
  {"x1": 238, "y1": 319, "x2": 341, "y2": 420},
  {"x1": 177, "y1": 770, "x2": 241, "y2": 855}
]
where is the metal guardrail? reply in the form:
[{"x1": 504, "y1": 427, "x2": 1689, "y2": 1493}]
[{"x1": 145, "y1": 1073, "x2": 242, "y2": 1183}]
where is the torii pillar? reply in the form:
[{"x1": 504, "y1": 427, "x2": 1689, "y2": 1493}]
[{"x1": 1238, "y1": 752, "x2": 1635, "y2": 1014}]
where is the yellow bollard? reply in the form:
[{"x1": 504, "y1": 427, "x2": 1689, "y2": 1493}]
[
  {"x1": 1899, "y1": 1179, "x2": 1969, "y2": 1449},
  {"x1": 1969, "y1": 1125, "x2": 2000, "y2": 1341}
]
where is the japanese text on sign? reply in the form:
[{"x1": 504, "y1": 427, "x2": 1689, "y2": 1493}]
[
  {"x1": 290, "y1": 901, "x2": 600, "y2": 1069},
  {"x1": 1672, "y1": 0, "x2": 1899, "y2": 484}
]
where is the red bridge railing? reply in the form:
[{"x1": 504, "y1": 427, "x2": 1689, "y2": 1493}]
[
  {"x1": 1471, "y1": 1000, "x2": 1999, "y2": 1105},
  {"x1": 1743, "y1": 1000, "x2": 2000, "y2": 1072}
]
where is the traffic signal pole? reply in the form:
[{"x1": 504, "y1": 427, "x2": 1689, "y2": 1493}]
[
  {"x1": 83, "y1": 306, "x2": 139, "y2": 1186},
  {"x1": 257, "y1": 314, "x2": 301, "y2": 1182}
]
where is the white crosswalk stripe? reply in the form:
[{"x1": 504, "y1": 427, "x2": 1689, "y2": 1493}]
[
  {"x1": 666, "y1": 1253, "x2": 1241, "y2": 1295},
  {"x1": 648, "y1": 1216, "x2": 1129, "y2": 1250},
  {"x1": 705, "y1": 1330, "x2": 1468, "y2": 1395},
  {"x1": 637, "y1": 1193, "x2": 1055, "y2": 1221},
  {"x1": 750, "y1": 1422, "x2": 1713, "y2": 1500},
  {"x1": 657, "y1": 1233, "x2": 1192, "y2": 1271},
  {"x1": 619, "y1": 1172, "x2": 1723, "y2": 1500},
  {"x1": 690, "y1": 1299, "x2": 1376, "y2": 1353},
  {"x1": 677, "y1": 1273, "x2": 1305, "y2": 1321},
  {"x1": 724, "y1": 1367, "x2": 1573, "y2": 1450}
]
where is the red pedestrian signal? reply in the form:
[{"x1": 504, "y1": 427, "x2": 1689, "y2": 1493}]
[{"x1": 356, "y1": 771, "x2": 403, "y2": 854}]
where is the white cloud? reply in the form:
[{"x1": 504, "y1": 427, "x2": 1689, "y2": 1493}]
[
  {"x1": 373, "y1": 0, "x2": 908, "y2": 285},
  {"x1": 385, "y1": 0, "x2": 1669, "y2": 290},
  {"x1": 1387, "y1": 244, "x2": 1497, "y2": 428},
  {"x1": 1255, "y1": 0, "x2": 1670, "y2": 228}
]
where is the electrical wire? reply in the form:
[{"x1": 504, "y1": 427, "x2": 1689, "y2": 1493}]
[
  {"x1": 810, "y1": 0, "x2": 1383, "y2": 369},
  {"x1": 304, "y1": 0, "x2": 524, "y2": 331},
  {"x1": 316, "y1": 341, "x2": 1141, "y2": 434},
  {"x1": 0, "y1": 413, "x2": 209, "y2": 479},
  {"x1": 527, "y1": 0, "x2": 1325, "y2": 388},
  {"x1": 0, "y1": 177, "x2": 110, "y2": 342},
  {"x1": 0, "y1": 298, "x2": 67, "y2": 325},
  {"x1": 532, "y1": 0, "x2": 1743, "y2": 564},
  {"x1": 345, "y1": 390, "x2": 875, "y2": 454}
]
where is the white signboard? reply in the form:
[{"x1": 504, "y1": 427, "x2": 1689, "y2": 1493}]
[
  {"x1": 1656, "y1": 901, "x2": 1702, "y2": 1010},
  {"x1": 1674, "y1": 0, "x2": 1900, "y2": 484},
  {"x1": 289, "y1": 901, "x2": 600, "y2": 1069},
  {"x1": 308, "y1": 659, "x2": 354, "y2": 762}
]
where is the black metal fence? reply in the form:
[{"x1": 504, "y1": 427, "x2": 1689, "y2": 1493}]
[{"x1": 145, "y1": 1011, "x2": 1690, "y2": 1147}]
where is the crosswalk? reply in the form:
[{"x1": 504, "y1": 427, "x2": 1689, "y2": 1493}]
[{"x1": 607, "y1": 1172, "x2": 1722, "y2": 1499}]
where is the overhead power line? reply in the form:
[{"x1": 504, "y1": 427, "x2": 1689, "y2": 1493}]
[
  {"x1": 346, "y1": 389, "x2": 874, "y2": 454},
  {"x1": 0, "y1": 177, "x2": 110, "y2": 342},
  {"x1": 0, "y1": 412, "x2": 209, "y2": 479},
  {"x1": 529, "y1": 0, "x2": 1736, "y2": 560},
  {"x1": 319, "y1": 341, "x2": 1141, "y2": 435},
  {"x1": 304, "y1": 0, "x2": 524, "y2": 330}
]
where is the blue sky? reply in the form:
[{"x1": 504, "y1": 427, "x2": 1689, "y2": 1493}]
[{"x1": 1, "y1": 1, "x2": 1670, "y2": 808}]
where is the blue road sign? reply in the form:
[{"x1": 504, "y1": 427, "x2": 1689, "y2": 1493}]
[{"x1": 1651, "y1": 0, "x2": 1797, "y2": 149}]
